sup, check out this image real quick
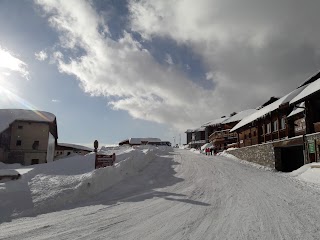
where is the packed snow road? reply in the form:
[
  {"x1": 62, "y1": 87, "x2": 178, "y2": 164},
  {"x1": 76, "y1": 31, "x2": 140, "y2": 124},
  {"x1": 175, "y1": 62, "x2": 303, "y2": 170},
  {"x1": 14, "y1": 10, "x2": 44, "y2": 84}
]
[{"x1": 1, "y1": 149, "x2": 320, "y2": 240}]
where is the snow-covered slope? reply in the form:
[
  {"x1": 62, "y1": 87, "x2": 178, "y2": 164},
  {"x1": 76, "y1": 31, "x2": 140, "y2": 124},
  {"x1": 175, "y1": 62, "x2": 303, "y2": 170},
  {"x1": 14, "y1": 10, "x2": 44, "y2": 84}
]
[
  {"x1": 2, "y1": 149, "x2": 320, "y2": 239},
  {"x1": 0, "y1": 145, "x2": 172, "y2": 221}
]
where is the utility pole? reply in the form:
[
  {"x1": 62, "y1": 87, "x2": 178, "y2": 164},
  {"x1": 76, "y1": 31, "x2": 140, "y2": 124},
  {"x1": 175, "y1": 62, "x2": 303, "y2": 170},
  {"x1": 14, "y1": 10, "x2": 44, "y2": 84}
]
[{"x1": 179, "y1": 134, "x2": 181, "y2": 146}]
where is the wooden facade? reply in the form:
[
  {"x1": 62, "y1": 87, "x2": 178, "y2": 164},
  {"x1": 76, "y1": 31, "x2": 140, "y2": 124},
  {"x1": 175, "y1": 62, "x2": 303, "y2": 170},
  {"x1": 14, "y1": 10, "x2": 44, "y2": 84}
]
[
  {"x1": 209, "y1": 121, "x2": 239, "y2": 150},
  {"x1": 236, "y1": 104, "x2": 295, "y2": 147},
  {"x1": 234, "y1": 77, "x2": 320, "y2": 149}
]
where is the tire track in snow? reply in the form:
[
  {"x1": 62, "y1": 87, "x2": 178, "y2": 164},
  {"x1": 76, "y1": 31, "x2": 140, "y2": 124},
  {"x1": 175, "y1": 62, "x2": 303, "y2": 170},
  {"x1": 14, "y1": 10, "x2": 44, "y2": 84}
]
[{"x1": 2, "y1": 149, "x2": 320, "y2": 239}]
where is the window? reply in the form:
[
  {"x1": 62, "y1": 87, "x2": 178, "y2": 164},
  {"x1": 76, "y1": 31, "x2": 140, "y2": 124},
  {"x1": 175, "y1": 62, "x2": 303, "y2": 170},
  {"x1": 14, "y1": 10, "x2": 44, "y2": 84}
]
[
  {"x1": 253, "y1": 131, "x2": 256, "y2": 137},
  {"x1": 31, "y1": 159, "x2": 39, "y2": 165},
  {"x1": 280, "y1": 117, "x2": 286, "y2": 130},
  {"x1": 18, "y1": 125, "x2": 23, "y2": 129},
  {"x1": 32, "y1": 141, "x2": 39, "y2": 150},
  {"x1": 244, "y1": 134, "x2": 247, "y2": 139},
  {"x1": 249, "y1": 133, "x2": 251, "y2": 138},
  {"x1": 261, "y1": 125, "x2": 265, "y2": 135},
  {"x1": 16, "y1": 140, "x2": 22, "y2": 146},
  {"x1": 266, "y1": 123, "x2": 271, "y2": 134},
  {"x1": 273, "y1": 120, "x2": 278, "y2": 132}
]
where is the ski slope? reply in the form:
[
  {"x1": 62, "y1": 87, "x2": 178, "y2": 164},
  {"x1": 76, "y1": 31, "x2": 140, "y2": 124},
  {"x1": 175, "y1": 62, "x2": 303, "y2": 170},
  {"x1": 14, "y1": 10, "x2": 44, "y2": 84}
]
[{"x1": 1, "y1": 149, "x2": 320, "y2": 239}]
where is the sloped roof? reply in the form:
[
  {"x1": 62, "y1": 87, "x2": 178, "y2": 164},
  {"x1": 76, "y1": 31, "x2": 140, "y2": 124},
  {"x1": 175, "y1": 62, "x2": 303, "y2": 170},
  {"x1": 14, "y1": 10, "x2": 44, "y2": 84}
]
[
  {"x1": 185, "y1": 126, "x2": 206, "y2": 133},
  {"x1": 230, "y1": 85, "x2": 308, "y2": 132},
  {"x1": 128, "y1": 138, "x2": 161, "y2": 144},
  {"x1": 290, "y1": 77, "x2": 320, "y2": 104},
  {"x1": 201, "y1": 117, "x2": 228, "y2": 127},
  {"x1": 287, "y1": 102, "x2": 305, "y2": 118},
  {"x1": 185, "y1": 129, "x2": 194, "y2": 133},
  {"x1": 0, "y1": 109, "x2": 56, "y2": 133},
  {"x1": 298, "y1": 71, "x2": 320, "y2": 88},
  {"x1": 222, "y1": 109, "x2": 257, "y2": 124},
  {"x1": 195, "y1": 127, "x2": 206, "y2": 131},
  {"x1": 57, "y1": 143, "x2": 93, "y2": 152}
]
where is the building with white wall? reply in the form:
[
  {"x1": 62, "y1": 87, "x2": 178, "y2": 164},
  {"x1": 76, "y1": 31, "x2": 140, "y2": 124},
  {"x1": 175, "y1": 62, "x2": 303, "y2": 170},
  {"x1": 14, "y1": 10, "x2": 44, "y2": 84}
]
[{"x1": 0, "y1": 109, "x2": 58, "y2": 165}]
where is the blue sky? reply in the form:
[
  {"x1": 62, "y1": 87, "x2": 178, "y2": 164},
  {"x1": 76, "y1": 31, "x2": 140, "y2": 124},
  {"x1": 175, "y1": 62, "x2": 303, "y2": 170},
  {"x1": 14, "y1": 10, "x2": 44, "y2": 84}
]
[{"x1": 0, "y1": 0, "x2": 320, "y2": 147}]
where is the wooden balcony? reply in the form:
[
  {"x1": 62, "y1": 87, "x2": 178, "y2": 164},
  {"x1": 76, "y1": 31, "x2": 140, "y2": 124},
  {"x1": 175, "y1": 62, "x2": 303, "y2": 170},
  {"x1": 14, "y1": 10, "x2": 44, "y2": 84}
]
[{"x1": 209, "y1": 129, "x2": 237, "y2": 142}]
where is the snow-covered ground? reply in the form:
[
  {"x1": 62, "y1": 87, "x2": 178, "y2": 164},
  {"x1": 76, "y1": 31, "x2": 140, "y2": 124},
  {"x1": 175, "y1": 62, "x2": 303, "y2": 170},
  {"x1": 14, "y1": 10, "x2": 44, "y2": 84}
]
[
  {"x1": 289, "y1": 162, "x2": 320, "y2": 185},
  {"x1": 221, "y1": 149, "x2": 320, "y2": 184},
  {"x1": 0, "y1": 145, "x2": 170, "y2": 222},
  {"x1": 1, "y1": 148, "x2": 320, "y2": 239}
]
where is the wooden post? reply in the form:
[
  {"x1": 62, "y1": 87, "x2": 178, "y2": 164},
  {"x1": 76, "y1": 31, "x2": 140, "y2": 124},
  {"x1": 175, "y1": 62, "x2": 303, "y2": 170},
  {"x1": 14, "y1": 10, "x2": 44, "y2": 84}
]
[{"x1": 277, "y1": 114, "x2": 280, "y2": 140}]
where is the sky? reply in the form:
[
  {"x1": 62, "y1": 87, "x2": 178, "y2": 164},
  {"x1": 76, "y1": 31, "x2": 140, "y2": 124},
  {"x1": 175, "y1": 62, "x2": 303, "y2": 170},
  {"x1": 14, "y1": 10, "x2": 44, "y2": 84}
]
[{"x1": 0, "y1": 0, "x2": 319, "y2": 147}]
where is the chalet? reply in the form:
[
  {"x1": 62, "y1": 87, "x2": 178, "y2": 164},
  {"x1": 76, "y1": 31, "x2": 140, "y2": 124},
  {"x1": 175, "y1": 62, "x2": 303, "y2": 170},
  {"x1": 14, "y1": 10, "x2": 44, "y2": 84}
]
[
  {"x1": 0, "y1": 109, "x2": 58, "y2": 165},
  {"x1": 209, "y1": 109, "x2": 257, "y2": 151},
  {"x1": 201, "y1": 117, "x2": 228, "y2": 143},
  {"x1": 185, "y1": 127, "x2": 206, "y2": 149},
  {"x1": 229, "y1": 71, "x2": 320, "y2": 171},
  {"x1": 231, "y1": 85, "x2": 310, "y2": 146},
  {"x1": 119, "y1": 138, "x2": 162, "y2": 146},
  {"x1": 55, "y1": 143, "x2": 93, "y2": 158}
]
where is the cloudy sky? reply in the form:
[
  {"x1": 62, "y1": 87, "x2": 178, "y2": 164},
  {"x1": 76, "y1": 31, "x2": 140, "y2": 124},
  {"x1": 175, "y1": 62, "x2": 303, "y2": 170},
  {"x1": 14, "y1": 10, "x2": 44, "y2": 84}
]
[{"x1": 0, "y1": 0, "x2": 319, "y2": 146}]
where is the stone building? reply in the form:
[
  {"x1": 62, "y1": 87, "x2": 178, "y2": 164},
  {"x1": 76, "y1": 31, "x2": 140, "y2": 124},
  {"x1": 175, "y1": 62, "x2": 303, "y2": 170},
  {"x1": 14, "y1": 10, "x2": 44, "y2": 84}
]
[{"x1": 0, "y1": 109, "x2": 58, "y2": 165}]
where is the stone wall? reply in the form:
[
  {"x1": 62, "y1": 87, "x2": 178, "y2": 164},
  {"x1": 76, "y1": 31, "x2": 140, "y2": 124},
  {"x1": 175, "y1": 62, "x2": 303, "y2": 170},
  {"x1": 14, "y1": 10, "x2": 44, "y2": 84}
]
[{"x1": 227, "y1": 143, "x2": 275, "y2": 168}]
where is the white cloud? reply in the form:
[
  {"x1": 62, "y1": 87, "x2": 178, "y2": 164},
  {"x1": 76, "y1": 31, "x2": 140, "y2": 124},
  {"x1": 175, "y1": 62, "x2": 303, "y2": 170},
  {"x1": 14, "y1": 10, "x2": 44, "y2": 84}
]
[
  {"x1": 36, "y1": 0, "x2": 320, "y2": 132},
  {"x1": 205, "y1": 72, "x2": 213, "y2": 81},
  {"x1": 0, "y1": 46, "x2": 29, "y2": 80},
  {"x1": 165, "y1": 53, "x2": 173, "y2": 65},
  {"x1": 35, "y1": 50, "x2": 48, "y2": 61},
  {"x1": 35, "y1": 0, "x2": 221, "y2": 131},
  {"x1": 51, "y1": 99, "x2": 61, "y2": 103},
  {"x1": 129, "y1": 0, "x2": 320, "y2": 111}
]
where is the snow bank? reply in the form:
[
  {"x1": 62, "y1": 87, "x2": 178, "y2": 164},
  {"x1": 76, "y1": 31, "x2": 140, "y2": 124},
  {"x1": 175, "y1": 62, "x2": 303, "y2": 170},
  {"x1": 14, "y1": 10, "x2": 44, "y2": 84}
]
[
  {"x1": 201, "y1": 143, "x2": 213, "y2": 151},
  {"x1": 189, "y1": 148, "x2": 201, "y2": 154},
  {"x1": 290, "y1": 163, "x2": 320, "y2": 185},
  {"x1": 0, "y1": 145, "x2": 170, "y2": 221},
  {"x1": 0, "y1": 162, "x2": 22, "y2": 169}
]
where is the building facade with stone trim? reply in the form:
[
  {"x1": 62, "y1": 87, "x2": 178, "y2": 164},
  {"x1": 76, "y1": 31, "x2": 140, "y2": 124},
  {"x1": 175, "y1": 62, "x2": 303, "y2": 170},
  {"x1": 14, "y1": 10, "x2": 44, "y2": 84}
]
[{"x1": 228, "y1": 71, "x2": 320, "y2": 171}]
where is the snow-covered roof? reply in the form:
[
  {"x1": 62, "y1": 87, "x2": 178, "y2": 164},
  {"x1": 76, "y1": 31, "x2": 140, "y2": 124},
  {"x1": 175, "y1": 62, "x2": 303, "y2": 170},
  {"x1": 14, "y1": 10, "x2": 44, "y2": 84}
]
[
  {"x1": 129, "y1": 138, "x2": 161, "y2": 144},
  {"x1": 185, "y1": 129, "x2": 194, "y2": 133},
  {"x1": 201, "y1": 117, "x2": 228, "y2": 127},
  {"x1": 222, "y1": 109, "x2": 257, "y2": 124},
  {"x1": 185, "y1": 127, "x2": 205, "y2": 133},
  {"x1": 195, "y1": 127, "x2": 206, "y2": 131},
  {"x1": 230, "y1": 86, "x2": 308, "y2": 132},
  {"x1": 298, "y1": 71, "x2": 320, "y2": 88},
  {"x1": 0, "y1": 109, "x2": 56, "y2": 133},
  {"x1": 290, "y1": 77, "x2": 320, "y2": 104},
  {"x1": 287, "y1": 102, "x2": 305, "y2": 118},
  {"x1": 57, "y1": 143, "x2": 93, "y2": 152}
]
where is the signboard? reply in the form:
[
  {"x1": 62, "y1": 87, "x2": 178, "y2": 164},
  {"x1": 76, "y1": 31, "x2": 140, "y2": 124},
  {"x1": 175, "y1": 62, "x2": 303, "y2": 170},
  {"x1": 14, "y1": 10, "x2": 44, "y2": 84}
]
[
  {"x1": 95, "y1": 153, "x2": 116, "y2": 169},
  {"x1": 308, "y1": 140, "x2": 315, "y2": 154}
]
